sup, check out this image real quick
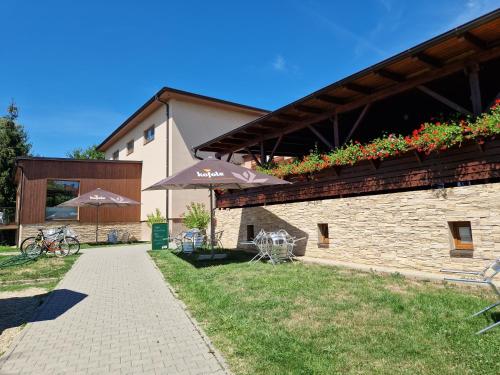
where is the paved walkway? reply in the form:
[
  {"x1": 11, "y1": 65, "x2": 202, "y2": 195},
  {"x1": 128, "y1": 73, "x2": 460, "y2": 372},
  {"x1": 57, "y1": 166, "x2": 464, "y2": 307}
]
[{"x1": 0, "y1": 245, "x2": 228, "y2": 375}]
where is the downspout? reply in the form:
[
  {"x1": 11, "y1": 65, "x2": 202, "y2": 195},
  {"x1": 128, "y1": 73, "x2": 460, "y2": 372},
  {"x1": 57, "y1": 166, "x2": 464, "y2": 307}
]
[{"x1": 155, "y1": 96, "x2": 170, "y2": 232}]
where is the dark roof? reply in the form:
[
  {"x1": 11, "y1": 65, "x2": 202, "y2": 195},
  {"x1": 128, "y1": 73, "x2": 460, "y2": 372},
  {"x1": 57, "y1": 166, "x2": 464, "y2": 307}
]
[
  {"x1": 195, "y1": 9, "x2": 500, "y2": 154},
  {"x1": 16, "y1": 156, "x2": 142, "y2": 164},
  {"x1": 97, "y1": 87, "x2": 269, "y2": 151}
]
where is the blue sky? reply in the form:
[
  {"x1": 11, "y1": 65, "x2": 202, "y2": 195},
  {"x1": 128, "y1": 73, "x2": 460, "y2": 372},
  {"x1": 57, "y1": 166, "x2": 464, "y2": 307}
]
[{"x1": 1, "y1": 0, "x2": 498, "y2": 156}]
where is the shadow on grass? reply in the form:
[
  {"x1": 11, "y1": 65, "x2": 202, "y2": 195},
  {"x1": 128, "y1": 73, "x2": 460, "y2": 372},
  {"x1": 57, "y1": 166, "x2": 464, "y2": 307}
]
[
  {"x1": 0, "y1": 289, "x2": 87, "y2": 335},
  {"x1": 490, "y1": 311, "x2": 500, "y2": 323},
  {"x1": 0, "y1": 255, "x2": 34, "y2": 269},
  {"x1": 171, "y1": 249, "x2": 255, "y2": 269}
]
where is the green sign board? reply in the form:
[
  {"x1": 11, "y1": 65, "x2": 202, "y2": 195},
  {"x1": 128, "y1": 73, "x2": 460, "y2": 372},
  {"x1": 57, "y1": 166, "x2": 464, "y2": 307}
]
[{"x1": 151, "y1": 223, "x2": 169, "y2": 250}]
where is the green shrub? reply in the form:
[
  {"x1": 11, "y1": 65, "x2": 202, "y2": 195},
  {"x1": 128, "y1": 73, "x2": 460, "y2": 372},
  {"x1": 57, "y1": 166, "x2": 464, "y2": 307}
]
[
  {"x1": 146, "y1": 208, "x2": 166, "y2": 228},
  {"x1": 182, "y1": 202, "x2": 210, "y2": 231}
]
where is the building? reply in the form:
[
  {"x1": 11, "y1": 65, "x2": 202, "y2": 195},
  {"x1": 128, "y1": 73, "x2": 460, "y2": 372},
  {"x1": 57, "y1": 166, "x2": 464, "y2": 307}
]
[
  {"x1": 195, "y1": 10, "x2": 500, "y2": 275},
  {"x1": 15, "y1": 157, "x2": 142, "y2": 244},
  {"x1": 97, "y1": 87, "x2": 268, "y2": 238}
]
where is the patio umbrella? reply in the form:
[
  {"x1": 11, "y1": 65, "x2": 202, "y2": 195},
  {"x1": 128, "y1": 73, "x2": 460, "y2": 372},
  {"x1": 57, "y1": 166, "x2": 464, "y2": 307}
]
[
  {"x1": 58, "y1": 188, "x2": 140, "y2": 243},
  {"x1": 144, "y1": 157, "x2": 290, "y2": 257}
]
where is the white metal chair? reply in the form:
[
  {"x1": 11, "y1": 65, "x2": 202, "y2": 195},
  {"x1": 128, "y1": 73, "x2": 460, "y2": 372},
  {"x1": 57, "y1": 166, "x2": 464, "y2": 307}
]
[
  {"x1": 441, "y1": 258, "x2": 500, "y2": 334},
  {"x1": 277, "y1": 229, "x2": 306, "y2": 262},
  {"x1": 249, "y1": 230, "x2": 305, "y2": 265},
  {"x1": 249, "y1": 229, "x2": 268, "y2": 263}
]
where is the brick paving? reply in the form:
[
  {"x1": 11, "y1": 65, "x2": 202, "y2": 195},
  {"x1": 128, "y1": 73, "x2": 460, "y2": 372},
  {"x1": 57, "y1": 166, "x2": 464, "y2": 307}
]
[{"x1": 0, "y1": 245, "x2": 228, "y2": 374}]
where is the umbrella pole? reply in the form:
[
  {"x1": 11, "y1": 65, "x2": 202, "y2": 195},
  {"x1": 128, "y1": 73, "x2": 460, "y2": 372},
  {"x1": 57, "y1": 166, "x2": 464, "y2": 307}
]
[
  {"x1": 96, "y1": 205, "x2": 99, "y2": 244},
  {"x1": 209, "y1": 186, "x2": 214, "y2": 258}
]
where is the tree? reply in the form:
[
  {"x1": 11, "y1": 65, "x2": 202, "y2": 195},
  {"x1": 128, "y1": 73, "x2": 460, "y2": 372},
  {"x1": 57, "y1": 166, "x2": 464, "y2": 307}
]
[
  {"x1": 0, "y1": 102, "x2": 31, "y2": 207},
  {"x1": 67, "y1": 144, "x2": 105, "y2": 160}
]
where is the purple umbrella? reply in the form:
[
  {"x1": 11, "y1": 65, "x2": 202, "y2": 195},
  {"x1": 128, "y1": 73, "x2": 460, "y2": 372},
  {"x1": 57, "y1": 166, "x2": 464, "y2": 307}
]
[
  {"x1": 58, "y1": 188, "x2": 140, "y2": 243},
  {"x1": 144, "y1": 157, "x2": 290, "y2": 256}
]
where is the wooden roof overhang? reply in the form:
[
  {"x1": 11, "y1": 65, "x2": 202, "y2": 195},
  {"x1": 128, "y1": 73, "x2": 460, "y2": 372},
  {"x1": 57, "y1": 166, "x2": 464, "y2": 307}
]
[{"x1": 195, "y1": 9, "x2": 500, "y2": 159}]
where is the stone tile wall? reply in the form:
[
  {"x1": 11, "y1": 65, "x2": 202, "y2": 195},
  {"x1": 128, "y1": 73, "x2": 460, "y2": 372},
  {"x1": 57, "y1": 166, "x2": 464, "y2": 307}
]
[
  {"x1": 215, "y1": 183, "x2": 500, "y2": 274},
  {"x1": 19, "y1": 222, "x2": 142, "y2": 244}
]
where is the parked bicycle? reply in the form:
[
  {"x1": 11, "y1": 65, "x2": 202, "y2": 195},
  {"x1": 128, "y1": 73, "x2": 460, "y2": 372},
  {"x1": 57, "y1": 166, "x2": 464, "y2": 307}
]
[{"x1": 20, "y1": 225, "x2": 80, "y2": 258}]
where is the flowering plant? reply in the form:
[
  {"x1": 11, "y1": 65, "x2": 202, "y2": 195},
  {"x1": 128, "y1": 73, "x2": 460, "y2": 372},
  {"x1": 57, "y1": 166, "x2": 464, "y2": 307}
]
[{"x1": 259, "y1": 101, "x2": 500, "y2": 178}]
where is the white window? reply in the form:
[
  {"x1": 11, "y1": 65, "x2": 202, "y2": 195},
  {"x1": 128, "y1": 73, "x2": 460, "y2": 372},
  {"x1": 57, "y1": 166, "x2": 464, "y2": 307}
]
[
  {"x1": 127, "y1": 140, "x2": 134, "y2": 155},
  {"x1": 144, "y1": 125, "x2": 155, "y2": 144}
]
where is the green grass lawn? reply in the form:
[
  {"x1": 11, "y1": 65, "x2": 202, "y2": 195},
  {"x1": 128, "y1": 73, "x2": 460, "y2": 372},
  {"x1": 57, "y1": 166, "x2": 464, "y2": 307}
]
[
  {"x1": 150, "y1": 251, "x2": 500, "y2": 375},
  {"x1": 0, "y1": 254, "x2": 79, "y2": 292},
  {"x1": 0, "y1": 246, "x2": 16, "y2": 254}
]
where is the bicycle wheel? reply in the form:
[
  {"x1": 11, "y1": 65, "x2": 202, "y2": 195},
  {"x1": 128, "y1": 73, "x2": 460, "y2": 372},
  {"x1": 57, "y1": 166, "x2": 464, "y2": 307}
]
[
  {"x1": 59, "y1": 236, "x2": 80, "y2": 255},
  {"x1": 20, "y1": 237, "x2": 42, "y2": 259}
]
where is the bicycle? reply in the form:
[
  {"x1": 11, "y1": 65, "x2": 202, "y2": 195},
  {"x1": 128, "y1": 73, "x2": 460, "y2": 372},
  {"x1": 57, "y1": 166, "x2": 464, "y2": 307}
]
[{"x1": 20, "y1": 225, "x2": 80, "y2": 258}]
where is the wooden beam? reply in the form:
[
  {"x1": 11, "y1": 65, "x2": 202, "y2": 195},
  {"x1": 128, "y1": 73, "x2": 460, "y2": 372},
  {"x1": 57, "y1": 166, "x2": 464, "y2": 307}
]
[
  {"x1": 307, "y1": 125, "x2": 333, "y2": 149},
  {"x1": 459, "y1": 32, "x2": 488, "y2": 51},
  {"x1": 344, "y1": 103, "x2": 371, "y2": 143},
  {"x1": 343, "y1": 83, "x2": 373, "y2": 95},
  {"x1": 245, "y1": 148, "x2": 262, "y2": 167},
  {"x1": 333, "y1": 113, "x2": 340, "y2": 148},
  {"x1": 412, "y1": 53, "x2": 442, "y2": 68},
  {"x1": 374, "y1": 69, "x2": 406, "y2": 82},
  {"x1": 260, "y1": 142, "x2": 266, "y2": 163},
  {"x1": 226, "y1": 153, "x2": 233, "y2": 162},
  {"x1": 467, "y1": 65, "x2": 482, "y2": 116},
  {"x1": 417, "y1": 85, "x2": 473, "y2": 115},
  {"x1": 295, "y1": 104, "x2": 324, "y2": 114},
  {"x1": 274, "y1": 113, "x2": 302, "y2": 122},
  {"x1": 316, "y1": 94, "x2": 347, "y2": 105},
  {"x1": 216, "y1": 47, "x2": 500, "y2": 153},
  {"x1": 269, "y1": 135, "x2": 283, "y2": 160}
]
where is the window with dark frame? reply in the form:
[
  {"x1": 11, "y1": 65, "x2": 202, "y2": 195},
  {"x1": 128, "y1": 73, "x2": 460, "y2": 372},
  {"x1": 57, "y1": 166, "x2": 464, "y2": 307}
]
[
  {"x1": 45, "y1": 180, "x2": 80, "y2": 221},
  {"x1": 318, "y1": 223, "x2": 329, "y2": 248},
  {"x1": 144, "y1": 125, "x2": 155, "y2": 144},
  {"x1": 112, "y1": 150, "x2": 119, "y2": 160},
  {"x1": 246, "y1": 225, "x2": 255, "y2": 241},
  {"x1": 126, "y1": 139, "x2": 134, "y2": 155},
  {"x1": 449, "y1": 221, "x2": 474, "y2": 258}
]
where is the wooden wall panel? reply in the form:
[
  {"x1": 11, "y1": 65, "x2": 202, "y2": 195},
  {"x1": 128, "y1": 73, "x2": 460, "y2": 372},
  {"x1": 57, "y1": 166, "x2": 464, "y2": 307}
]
[
  {"x1": 17, "y1": 159, "x2": 142, "y2": 224},
  {"x1": 217, "y1": 139, "x2": 500, "y2": 208}
]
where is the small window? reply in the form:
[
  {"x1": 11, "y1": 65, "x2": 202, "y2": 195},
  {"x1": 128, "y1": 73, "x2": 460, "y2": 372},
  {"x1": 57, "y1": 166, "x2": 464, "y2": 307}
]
[
  {"x1": 45, "y1": 180, "x2": 80, "y2": 221},
  {"x1": 247, "y1": 225, "x2": 255, "y2": 241},
  {"x1": 126, "y1": 139, "x2": 134, "y2": 155},
  {"x1": 318, "y1": 223, "x2": 329, "y2": 248},
  {"x1": 449, "y1": 221, "x2": 474, "y2": 258},
  {"x1": 112, "y1": 150, "x2": 119, "y2": 160},
  {"x1": 144, "y1": 125, "x2": 155, "y2": 144}
]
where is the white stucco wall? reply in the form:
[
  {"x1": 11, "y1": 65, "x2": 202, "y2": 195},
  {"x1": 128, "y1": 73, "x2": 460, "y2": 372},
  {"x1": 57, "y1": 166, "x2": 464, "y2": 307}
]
[
  {"x1": 104, "y1": 106, "x2": 168, "y2": 223},
  {"x1": 103, "y1": 96, "x2": 264, "y2": 239},
  {"x1": 169, "y1": 99, "x2": 263, "y2": 219}
]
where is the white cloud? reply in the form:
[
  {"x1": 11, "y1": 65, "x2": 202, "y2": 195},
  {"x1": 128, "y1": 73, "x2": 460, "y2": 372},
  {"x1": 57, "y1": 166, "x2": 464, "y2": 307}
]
[
  {"x1": 272, "y1": 55, "x2": 286, "y2": 71},
  {"x1": 270, "y1": 54, "x2": 299, "y2": 74},
  {"x1": 296, "y1": 2, "x2": 387, "y2": 58},
  {"x1": 449, "y1": 0, "x2": 499, "y2": 28},
  {"x1": 377, "y1": 0, "x2": 393, "y2": 12}
]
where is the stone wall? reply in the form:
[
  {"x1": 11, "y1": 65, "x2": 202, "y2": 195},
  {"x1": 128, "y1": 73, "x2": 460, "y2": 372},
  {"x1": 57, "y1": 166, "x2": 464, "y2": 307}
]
[
  {"x1": 215, "y1": 183, "x2": 500, "y2": 274},
  {"x1": 19, "y1": 222, "x2": 142, "y2": 245}
]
